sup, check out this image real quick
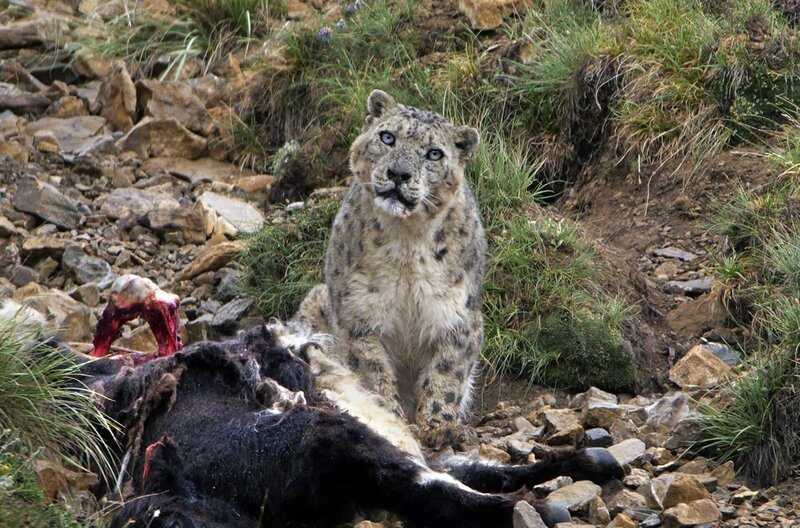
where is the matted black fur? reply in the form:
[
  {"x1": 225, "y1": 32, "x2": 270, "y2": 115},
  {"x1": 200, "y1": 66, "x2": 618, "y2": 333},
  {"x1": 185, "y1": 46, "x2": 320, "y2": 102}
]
[{"x1": 80, "y1": 325, "x2": 623, "y2": 528}]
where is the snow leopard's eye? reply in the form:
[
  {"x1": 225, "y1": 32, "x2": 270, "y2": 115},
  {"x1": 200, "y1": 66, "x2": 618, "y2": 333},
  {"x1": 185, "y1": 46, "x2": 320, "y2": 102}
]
[
  {"x1": 380, "y1": 131, "x2": 395, "y2": 145},
  {"x1": 426, "y1": 149, "x2": 444, "y2": 161}
]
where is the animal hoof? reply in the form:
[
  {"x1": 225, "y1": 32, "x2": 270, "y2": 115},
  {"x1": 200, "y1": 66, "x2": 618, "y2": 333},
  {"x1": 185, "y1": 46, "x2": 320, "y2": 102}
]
[
  {"x1": 579, "y1": 447, "x2": 627, "y2": 482},
  {"x1": 539, "y1": 502, "x2": 571, "y2": 527}
]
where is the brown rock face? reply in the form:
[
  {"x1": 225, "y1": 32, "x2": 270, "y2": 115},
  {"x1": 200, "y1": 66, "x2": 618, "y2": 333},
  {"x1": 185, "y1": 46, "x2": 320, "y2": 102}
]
[
  {"x1": 92, "y1": 61, "x2": 136, "y2": 132},
  {"x1": 641, "y1": 473, "x2": 710, "y2": 510},
  {"x1": 136, "y1": 79, "x2": 214, "y2": 137},
  {"x1": 118, "y1": 118, "x2": 207, "y2": 159},
  {"x1": 669, "y1": 344, "x2": 734, "y2": 388},
  {"x1": 662, "y1": 498, "x2": 720, "y2": 527},
  {"x1": 541, "y1": 408, "x2": 584, "y2": 446}
]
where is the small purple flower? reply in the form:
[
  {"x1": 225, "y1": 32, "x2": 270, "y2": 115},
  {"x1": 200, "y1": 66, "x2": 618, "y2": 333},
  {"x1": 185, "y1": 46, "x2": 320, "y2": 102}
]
[
  {"x1": 354, "y1": 0, "x2": 362, "y2": 9},
  {"x1": 335, "y1": 18, "x2": 346, "y2": 30},
  {"x1": 346, "y1": 3, "x2": 355, "y2": 12},
  {"x1": 317, "y1": 27, "x2": 333, "y2": 43}
]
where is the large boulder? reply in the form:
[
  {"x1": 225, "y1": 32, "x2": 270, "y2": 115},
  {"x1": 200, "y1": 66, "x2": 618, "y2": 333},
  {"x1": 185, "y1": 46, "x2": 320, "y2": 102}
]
[
  {"x1": 198, "y1": 192, "x2": 265, "y2": 235},
  {"x1": 136, "y1": 79, "x2": 214, "y2": 137},
  {"x1": 640, "y1": 473, "x2": 710, "y2": 510}
]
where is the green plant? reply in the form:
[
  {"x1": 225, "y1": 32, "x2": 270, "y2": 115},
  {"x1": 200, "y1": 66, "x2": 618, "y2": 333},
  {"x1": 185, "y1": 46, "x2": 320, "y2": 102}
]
[
  {"x1": 238, "y1": 196, "x2": 340, "y2": 318},
  {"x1": 0, "y1": 318, "x2": 117, "y2": 479}
]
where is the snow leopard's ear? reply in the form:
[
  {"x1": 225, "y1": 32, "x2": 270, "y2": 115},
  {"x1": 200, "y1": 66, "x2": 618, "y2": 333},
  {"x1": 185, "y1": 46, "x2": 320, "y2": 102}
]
[
  {"x1": 367, "y1": 90, "x2": 397, "y2": 118},
  {"x1": 453, "y1": 126, "x2": 480, "y2": 162}
]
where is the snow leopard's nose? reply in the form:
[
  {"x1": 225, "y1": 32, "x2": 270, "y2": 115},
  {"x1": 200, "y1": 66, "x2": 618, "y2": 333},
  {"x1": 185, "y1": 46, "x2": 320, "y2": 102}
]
[{"x1": 387, "y1": 167, "x2": 412, "y2": 185}]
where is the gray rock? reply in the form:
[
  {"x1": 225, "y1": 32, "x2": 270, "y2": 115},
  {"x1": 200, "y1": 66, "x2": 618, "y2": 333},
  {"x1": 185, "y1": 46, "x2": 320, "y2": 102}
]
[
  {"x1": 608, "y1": 438, "x2": 646, "y2": 466},
  {"x1": 513, "y1": 501, "x2": 548, "y2": 528},
  {"x1": 211, "y1": 298, "x2": 253, "y2": 332},
  {"x1": 12, "y1": 177, "x2": 82, "y2": 229},
  {"x1": 664, "y1": 277, "x2": 714, "y2": 296},
  {"x1": 533, "y1": 476, "x2": 573, "y2": 493},
  {"x1": 653, "y1": 247, "x2": 697, "y2": 261},
  {"x1": 584, "y1": 428, "x2": 613, "y2": 448},
  {"x1": 187, "y1": 314, "x2": 215, "y2": 344},
  {"x1": 24, "y1": 116, "x2": 107, "y2": 153},
  {"x1": 10, "y1": 264, "x2": 37, "y2": 287},
  {"x1": 101, "y1": 187, "x2": 180, "y2": 220},
  {"x1": 61, "y1": 244, "x2": 114, "y2": 286},
  {"x1": 0, "y1": 241, "x2": 20, "y2": 271},
  {"x1": 703, "y1": 342, "x2": 741, "y2": 367}
]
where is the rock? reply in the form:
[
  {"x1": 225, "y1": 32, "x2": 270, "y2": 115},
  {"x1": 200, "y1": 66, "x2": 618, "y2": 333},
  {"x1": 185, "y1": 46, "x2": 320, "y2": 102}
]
[
  {"x1": 541, "y1": 409, "x2": 584, "y2": 446},
  {"x1": 10, "y1": 264, "x2": 38, "y2": 286},
  {"x1": 644, "y1": 393, "x2": 692, "y2": 435},
  {"x1": 623, "y1": 468, "x2": 651, "y2": 488},
  {"x1": 72, "y1": 282, "x2": 100, "y2": 308},
  {"x1": 115, "y1": 324, "x2": 157, "y2": 352},
  {"x1": 703, "y1": 342, "x2": 741, "y2": 367},
  {"x1": 546, "y1": 481, "x2": 602, "y2": 513},
  {"x1": 21, "y1": 236, "x2": 67, "y2": 261},
  {"x1": 235, "y1": 174, "x2": 276, "y2": 194},
  {"x1": 584, "y1": 428, "x2": 613, "y2": 448},
  {"x1": 61, "y1": 244, "x2": 112, "y2": 286},
  {"x1": 21, "y1": 290, "x2": 92, "y2": 342},
  {"x1": 480, "y1": 443, "x2": 511, "y2": 463},
  {"x1": 533, "y1": 476, "x2": 573, "y2": 493},
  {"x1": 719, "y1": 505, "x2": 737, "y2": 520},
  {"x1": 457, "y1": 0, "x2": 523, "y2": 29},
  {"x1": 666, "y1": 291, "x2": 727, "y2": 337},
  {"x1": 33, "y1": 129, "x2": 59, "y2": 152},
  {"x1": 211, "y1": 298, "x2": 253, "y2": 332},
  {"x1": 603, "y1": 481, "x2": 648, "y2": 515},
  {"x1": 513, "y1": 501, "x2": 548, "y2": 528},
  {"x1": 710, "y1": 461, "x2": 735, "y2": 486},
  {"x1": 136, "y1": 79, "x2": 214, "y2": 136},
  {"x1": 353, "y1": 522, "x2": 385, "y2": 528},
  {"x1": 648, "y1": 447, "x2": 675, "y2": 466},
  {"x1": 0, "y1": 21, "x2": 45, "y2": 51},
  {"x1": 571, "y1": 387, "x2": 618, "y2": 408},
  {"x1": 24, "y1": 116, "x2": 107, "y2": 153},
  {"x1": 669, "y1": 345, "x2": 734, "y2": 388},
  {"x1": 608, "y1": 438, "x2": 646, "y2": 467},
  {"x1": 610, "y1": 418, "x2": 640, "y2": 442},
  {"x1": 178, "y1": 241, "x2": 243, "y2": 280},
  {"x1": 607, "y1": 513, "x2": 636, "y2": 528},
  {"x1": 732, "y1": 488, "x2": 757, "y2": 505},
  {"x1": 92, "y1": 61, "x2": 136, "y2": 132},
  {"x1": 101, "y1": 187, "x2": 181, "y2": 221},
  {"x1": 141, "y1": 157, "x2": 252, "y2": 185},
  {"x1": 198, "y1": 191, "x2": 265, "y2": 235},
  {"x1": 641, "y1": 473, "x2": 710, "y2": 510},
  {"x1": 45, "y1": 95, "x2": 89, "y2": 118},
  {"x1": 583, "y1": 401, "x2": 624, "y2": 430},
  {"x1": 662, "y1": 498, "x2": 720, "y2": 527},
  {"x1": 118, "y1": 117, "x2": 206, "y2": 159},
  {"x1": 186, "y1": 313, "x2": 214, "y2": 344},
  {"x1": 664, "y1": 277, "x2": 715, "y2": 296},
  {"x1": 653, "y1": 247, "x2": 697, "y2": 261},
  {"x1": 586, "y1": 495, "x2": 610, "y2": 525},
  {"x1": 35, "y1": 257, "x2": 58, "y2": 281},
  {"x1": 146, "y1": 203, "x2": 208, "y2": 245},
  {"x1": 12, "y1": 176, "x2": 82, "y2": 229}
]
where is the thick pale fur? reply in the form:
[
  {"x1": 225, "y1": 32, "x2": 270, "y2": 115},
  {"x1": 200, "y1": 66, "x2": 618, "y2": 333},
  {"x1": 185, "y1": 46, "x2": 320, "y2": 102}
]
[{"x1": 296, "y1": 90, "x2": 487, "y2": 443}]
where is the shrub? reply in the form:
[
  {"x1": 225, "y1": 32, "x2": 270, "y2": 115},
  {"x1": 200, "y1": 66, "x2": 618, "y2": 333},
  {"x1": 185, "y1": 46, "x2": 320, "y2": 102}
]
[{"x1": 237, "y1": 196, "x2": 340, "y2": 319}]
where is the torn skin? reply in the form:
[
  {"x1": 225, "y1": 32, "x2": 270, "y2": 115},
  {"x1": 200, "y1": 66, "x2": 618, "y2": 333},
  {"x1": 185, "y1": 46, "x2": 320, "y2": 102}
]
[
  {"x1": 90, "y1": 275, "x2": 183, "y2": 359},
  {"x1": 142, "y1": 440, "x2": 165, "y2": 483}
]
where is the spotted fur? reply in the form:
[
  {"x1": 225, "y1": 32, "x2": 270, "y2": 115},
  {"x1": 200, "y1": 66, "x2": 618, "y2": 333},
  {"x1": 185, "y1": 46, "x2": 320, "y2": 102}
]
[{"x1": 296, "y1": 90, "x2": 486, "y2": 444}]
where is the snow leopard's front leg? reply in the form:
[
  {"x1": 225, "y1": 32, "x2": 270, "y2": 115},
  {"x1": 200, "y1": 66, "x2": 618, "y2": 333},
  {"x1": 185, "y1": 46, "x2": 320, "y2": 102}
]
[{"x1": 415, "y1": 316, "x2": 483, "y2": 449}]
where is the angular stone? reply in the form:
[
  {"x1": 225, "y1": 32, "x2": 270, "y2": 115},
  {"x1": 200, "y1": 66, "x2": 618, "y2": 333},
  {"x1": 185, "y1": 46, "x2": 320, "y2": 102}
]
[
  {"x1": 645, "y1": 393, "x2": 692, "y2": 434},
  {"x1": 571, "y1": 387, "x2": 618, "y2": 408},
  {"x1": 178, "y1": 241, "x2": 243, "y2": 280},
  {"x1": 211, "y1": 297, "x2": 253, "y2": 332},
  {"x1": 608, "y1": 438, "x2": 646, "y2": 466},
  {"x1": 546, "y1": 481, "x2": 602, "y2": 513},
  {"x1": 669, "y1": 344, "x2": 734, "y2": 388},
  {"x1": 24, "y1": 116, "x2": 107, "y2": 153},
  {"x1": 703, "y1": 342, "x2": 741, "y2": 367},
  {"x1": 45, "y1": 95, "x2": 89, "y2": 119},
  {"x1": 623, "y1": 468, "x2": 651, "y2": 488},
  {"x1": 118, "y1": 117, "x2": 206, "y2": 159},
  {"x1": 641, "y1": 473, "x2": 710, "y2": 510},
  {"x1": 141, "y1": 157, "x2": 252, "y2": 185},
  {"x1": 33, "y1": 129, "x2": 59, "y2": 152},
  {"x1": 533, "y1": 476, "x2": 573, "y2": 494},
  {"x1": 666, "y1": 291, "x2": 727, "y2": 336},
  {"x1": 586, "y1": 495, "x2": 610, "y2": 525},
  {"x1": 603, "y1": 481, "x2": 648, "y2": 515},
  {"x1": 101, "y1": 187, "x2": 180, "y2": 220},
  {"x1": 199, "y1": 191, "x2": 265, "y2": 235},
  {"x1": 607, "y1": 513, "x2": 636, "y2": 528},
  {"x1": 583, "y1": 401, "x2": 624, "y2": 430},
  {"x1": 584, "y1": 428, "x2": 613, "y2": 448},
  {"x1": 21, "y1": 236, "x2": 67, "y2": 261},
  {"x1": 710, "y1": 461, "x2": 735, "y2": 486},
  {"x1": 186, "y1": 313, "x2": 214, "y2": 344},
  {"x1": 92, "y1": 61, "x2": 136, "y2": 132},
  {"x1": 665, "y1": 277, "x2": 715, "y2": 296},
  {"x1": 10, "y1": 264, "x2": 37, "y2": 286},
  {"x1": 662, "y1": 498, "x2": 720, "y2": 527},
  {"x1": 514, "y1": 501, "x2": 548, "y2": 528},
  {"x1": 653, "y1": 247, "x2": 697, "y2": 261},
  {"x1": 541, "y1": 409, "x2": 584, "y2": 446},
  {"x1": 610, "y1": 418, "x2": 640, "y2": 443},
  {"x1": 12, "y1": 177, "x2": 82, "y2": 229},
  {"x1": 479, "y1": 443, "x2": 511, "y2": 463},
  {"x1": 21, "y1": 290, "x2": 92, "y2": 342},
  {"x1": 146, "y1": 203, "x2": 207, "y2": 245},
  {"x1": 136, "y1": 79, "x2": 214, "y2": 136},
  {"x1": 115, "y1": 324, "x2": 157, "y2": 353}
]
